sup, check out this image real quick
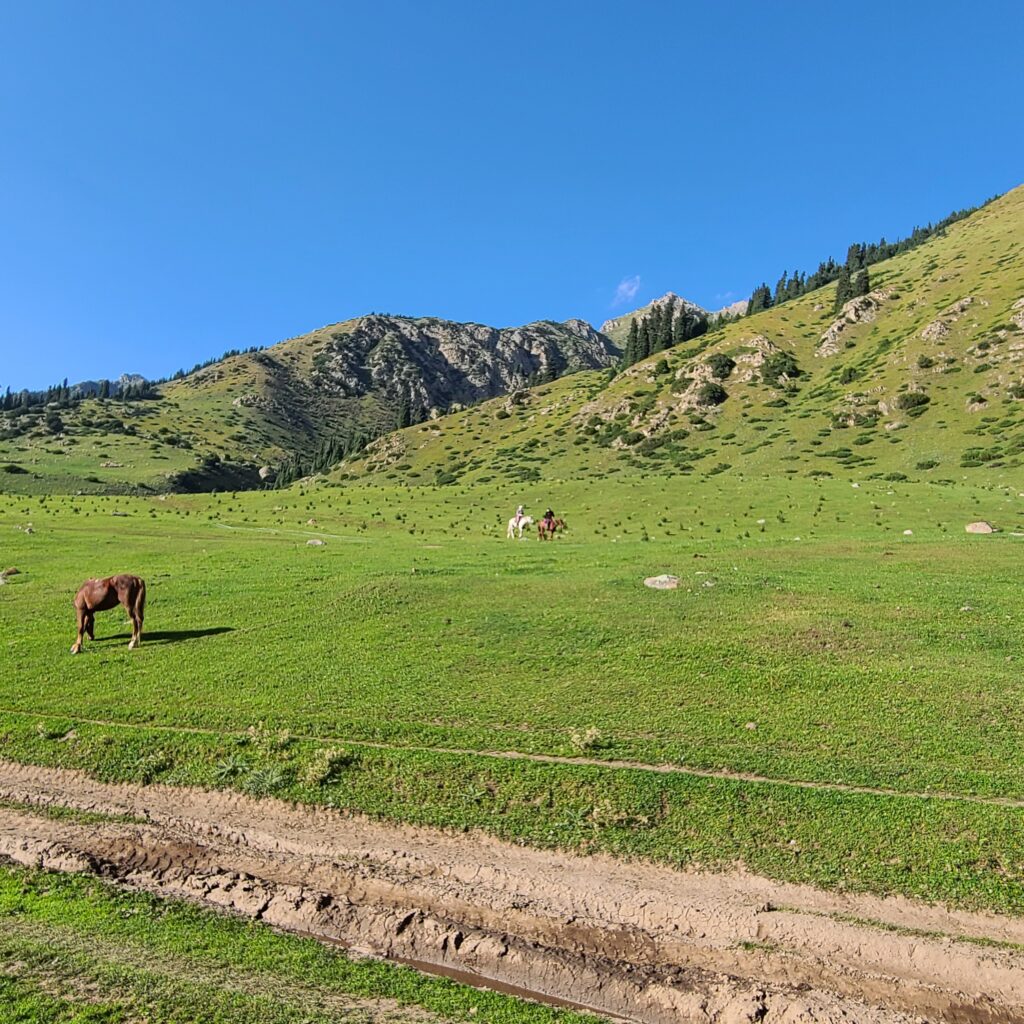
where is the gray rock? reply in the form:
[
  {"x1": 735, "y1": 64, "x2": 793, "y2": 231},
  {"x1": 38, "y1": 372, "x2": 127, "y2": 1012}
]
[
  {"x1": 965, "y1": 521, "x2": 995, "y2": 534},
  {"x1": 644, "y1": 574, "x2": 679, "y2": 590},
  {"x1": 306, "y1": 538, "x2": 325, "y2": 547}
]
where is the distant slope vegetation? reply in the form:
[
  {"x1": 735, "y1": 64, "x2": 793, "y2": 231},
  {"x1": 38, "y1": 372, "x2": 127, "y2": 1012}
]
[
  {"x1": 338, "y1": 184, "x2": 1024, "y2": 489},
  {"x1": 0, "y1": 315, "x2": 618, "y2": 493},
  {"x1": 2, "y1": 185, "x2": 1022, "y2": 496}
]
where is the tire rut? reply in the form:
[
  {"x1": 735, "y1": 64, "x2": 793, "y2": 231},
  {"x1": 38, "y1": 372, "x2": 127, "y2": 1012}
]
[{"x1": 1, "y1": 760, "x2": 1022, "y2": 1024}]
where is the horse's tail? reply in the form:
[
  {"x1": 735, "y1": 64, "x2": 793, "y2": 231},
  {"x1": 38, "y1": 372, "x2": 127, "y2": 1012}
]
[{"x1": 134, "y1": 578, "x2": 147, "y2": 622}]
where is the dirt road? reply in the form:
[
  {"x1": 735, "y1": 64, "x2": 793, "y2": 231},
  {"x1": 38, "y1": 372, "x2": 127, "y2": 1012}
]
[{"x1": 1, "y1": 759, "x2": 1021, "y2": 1024}]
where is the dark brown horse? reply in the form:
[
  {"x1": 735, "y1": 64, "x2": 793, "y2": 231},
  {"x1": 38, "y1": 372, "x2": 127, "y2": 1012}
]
[
  {"x1": 537, "y1": 517, "x2": 566, "y2": 541},
  {"x1": 71, "y1": 575, "x2": 146, "y2": 654}
]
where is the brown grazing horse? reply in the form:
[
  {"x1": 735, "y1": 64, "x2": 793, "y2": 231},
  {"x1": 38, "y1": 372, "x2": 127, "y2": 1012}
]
[
  {"x1": 537, "y1": 517, "x2": 566, "y2": 541},
  {"x1": 71, "y1": 575, "x2": 146, "y2": 654}
]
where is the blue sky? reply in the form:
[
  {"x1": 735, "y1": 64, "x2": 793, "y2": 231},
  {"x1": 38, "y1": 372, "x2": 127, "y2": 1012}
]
[{"x1": 2, "y1": 0, "x2": 1022, "y2": 389}]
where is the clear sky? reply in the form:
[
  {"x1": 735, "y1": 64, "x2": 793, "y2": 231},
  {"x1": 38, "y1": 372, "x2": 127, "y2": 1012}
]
[{"x1": 2, "y1": 0, "x2": 1022, "y2": 390}]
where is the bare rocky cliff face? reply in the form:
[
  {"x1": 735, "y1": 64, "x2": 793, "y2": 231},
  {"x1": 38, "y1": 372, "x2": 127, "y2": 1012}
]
[{"x1": 310, "y1": 314, "x2": 619, "y2": 415}]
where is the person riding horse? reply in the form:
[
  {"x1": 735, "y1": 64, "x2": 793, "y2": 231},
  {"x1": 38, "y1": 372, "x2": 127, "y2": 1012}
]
[{"x1": 542, "y1": 508, "x2": 555, "y2": 531}]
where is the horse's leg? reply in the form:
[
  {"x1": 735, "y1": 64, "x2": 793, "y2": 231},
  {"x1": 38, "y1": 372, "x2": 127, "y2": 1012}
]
[
  {"x1": 86, "y1": 611, "x2": 95, "y2": 640},
  {"x1": 133, "y1": 580, "x2": 145, "y2": 648},
  {"x1": 121, "y1": 590, "x2": 139, "y2": 649},
  {"x1": 71, "y1": 603, "x2": 87, "y2": 654}
]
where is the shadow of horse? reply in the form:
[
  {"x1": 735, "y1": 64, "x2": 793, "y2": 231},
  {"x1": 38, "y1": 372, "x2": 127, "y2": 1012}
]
[{"x1": 95, "y1": 627, "x2": 234, "y2": 645}]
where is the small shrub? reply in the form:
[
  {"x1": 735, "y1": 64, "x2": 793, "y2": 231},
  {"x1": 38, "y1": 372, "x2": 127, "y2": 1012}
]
[
  {"x1": 133, "y1": 752, "x2": 172, "y2": 784},
  {"x1": 302, "y1": 746, "x2": 358, "y2": 787},
  {"x1": 35, "y1": 720, "x2": 72, "y2": 741},
  {"x1": 212, "y1": 753, "x2": 250, "y2": 782},
  {"x1": 568, "y1": 726, "x2": 606, "y2": 754},
  {"x1": 706, "y1": 354, "x2": 736, "y2": 380},
  {"x1": 242, "y1": 765, "x2": 293, "y2": 797},
  {"x1": 916, "y1": 355, "x2": 935, "y2": 369},
  {"x1": 762, "y1": 351, "x2": 801, "y2": 384},
  {"x1": 1, "y1": 463, "x2": 28, "y2": 474},
  {"x1": 696, "y1": 381, "x2": 728, "y2": 406},
  {"x1": 245, "y1": 722, "x2": 295, "y2": 753},
  {"x1": 894, "y1": 391, "x2": 930, "y2": 410}
]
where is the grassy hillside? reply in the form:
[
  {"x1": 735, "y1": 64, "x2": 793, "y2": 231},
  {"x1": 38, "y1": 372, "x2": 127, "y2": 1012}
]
[
  {"x1": 336, "y1": 185, "x2": 1024, "y2": 492},
  {"x1": 2, "y1": 187, "x2": 1021, "y2": 497},
  {"x1": 0, "y1": 315, "x2": 616, "y2": 496},
  {"x1": 0, "y1": 317, "x2": 374, "y2": 495}
]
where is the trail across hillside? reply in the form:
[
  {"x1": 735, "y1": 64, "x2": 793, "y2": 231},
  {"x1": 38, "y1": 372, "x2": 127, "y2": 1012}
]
[{"x1": 2, "y1": 760, "x2": 1022, "y2": 1024}]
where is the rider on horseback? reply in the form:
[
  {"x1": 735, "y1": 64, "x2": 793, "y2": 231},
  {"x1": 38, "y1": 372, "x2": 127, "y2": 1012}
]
[
  {"x1": 542, "y1": 507, "x2": 555, "y2": 531},
  {"x1": 514, "y1": 504, "x2": 525, "y2": 528}
]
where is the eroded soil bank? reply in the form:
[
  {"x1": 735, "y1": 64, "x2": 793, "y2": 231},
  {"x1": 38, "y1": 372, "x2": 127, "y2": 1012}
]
[{"x1": 1, "y1": 760, "x2": 1021, "y2": 1024}]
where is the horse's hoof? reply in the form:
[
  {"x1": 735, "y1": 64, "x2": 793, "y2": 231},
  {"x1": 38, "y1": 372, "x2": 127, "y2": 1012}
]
[{"x1": 70, "y1": 647, "x2": 80, "y2": 655}]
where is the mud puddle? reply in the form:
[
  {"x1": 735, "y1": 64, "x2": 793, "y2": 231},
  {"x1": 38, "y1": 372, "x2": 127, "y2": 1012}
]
[{"x1": 1, "y1": 759, "x2": 1022, "y2": 1024}]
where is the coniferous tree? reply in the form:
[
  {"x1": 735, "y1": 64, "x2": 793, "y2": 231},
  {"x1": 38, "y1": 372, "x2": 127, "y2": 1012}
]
[
  {"x1": 747, "y1": 283, "x2": 773, "y2": 315},
  {"x1": 852, "y1": 267, "x2": 870, "y2": 298},
  {"x1": 672, "y1": 309, "x2": 688, "y2": 347},
  {"x1": 637, "y1": 320, "x2": 651, "y2": 362},
  {"x1": 622, "y1": 318, "x2": 639, "y2": 367},
  {"x1": 396, "y1": 397, "x2": 412, "y2": 429},
  {"x1": 833, "y1": 265, "x2": 853, "y2": 312},
  {"x1": 655, "y1": 303, "x2": 673, "y2": 352}
]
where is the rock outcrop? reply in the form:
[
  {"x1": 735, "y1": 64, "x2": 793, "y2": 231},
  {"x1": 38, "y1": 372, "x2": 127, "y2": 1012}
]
[
  {"x1": 921, "y1": 296, "x2": 977, "y2": 342},
  {"x1": 817, "y1": 290, "x2": 895, "y2": 357},
  {"x1": 312, "y1": 315, "x2": 619, "y2": 417}
]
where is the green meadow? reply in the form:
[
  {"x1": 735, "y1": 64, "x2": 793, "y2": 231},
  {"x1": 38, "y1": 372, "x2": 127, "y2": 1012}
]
[{"x1": 4, "y1": 470, "x2": 1024, "y2": 913}]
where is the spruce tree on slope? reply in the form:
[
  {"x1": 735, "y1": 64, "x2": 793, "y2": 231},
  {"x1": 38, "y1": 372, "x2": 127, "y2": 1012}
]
[
  {"x1": 834, "y1": 265, "x2": 853, "y2": 313},
  {"x1": 852, "y1": 267, "x2": 871, "y2": 299}
]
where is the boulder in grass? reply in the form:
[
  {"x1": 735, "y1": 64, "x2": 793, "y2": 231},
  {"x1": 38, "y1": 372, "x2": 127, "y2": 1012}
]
[
  {"x1": 644, "y1": 574, "x2": 679, "y2": 590},
  {"x1": 306, "y1": 538, "x2": 325, "y2": 547},
  {"x1": 965, "y1": 521, "x2": 995, "y2": 534}
]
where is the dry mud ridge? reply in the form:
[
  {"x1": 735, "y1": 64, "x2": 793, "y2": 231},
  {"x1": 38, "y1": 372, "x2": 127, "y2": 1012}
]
[{"x1": 1, "y1": 761, "x2": 1023, "y2": 1024}]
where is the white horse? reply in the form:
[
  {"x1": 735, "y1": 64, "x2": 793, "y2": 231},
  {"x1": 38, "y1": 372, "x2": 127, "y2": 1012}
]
[{"x1": 507, "y1": 515, "x2": 534, "y2": 539}]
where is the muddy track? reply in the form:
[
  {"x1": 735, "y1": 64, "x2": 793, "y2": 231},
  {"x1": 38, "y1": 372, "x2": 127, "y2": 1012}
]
[{"x1": 1, "y1": 761, "x2": 1022, "y2": 1024}]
